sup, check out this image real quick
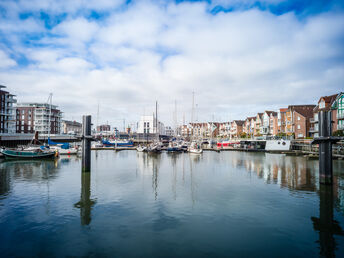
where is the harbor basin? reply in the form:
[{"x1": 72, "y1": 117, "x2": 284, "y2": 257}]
[{"x1": 0, "y1": 150, "x2": 344, "y2": 257}]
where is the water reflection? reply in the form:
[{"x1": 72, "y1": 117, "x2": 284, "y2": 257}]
[
  {"x1": 312, "y1": 185, "x2": 344, "y2": 257},
  {"x1": 74, "y1": 172, "x2": 96, "y2": 226}
]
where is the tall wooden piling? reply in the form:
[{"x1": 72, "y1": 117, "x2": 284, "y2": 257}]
[
  {"x1": 313, "y1": 110, "x2": 340, "y2": 184},
  {"x1": 318, "y1": 111, "x2": 332, "y2": 184},
  {"x1": 82, "y1": 115, "x2": 92, "y2": 172}
]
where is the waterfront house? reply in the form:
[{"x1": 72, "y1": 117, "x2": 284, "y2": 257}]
[
  {"x1": 218, "y1": 122, "x2": 231, "y2": 138},
  {"x1": 261, "y1": 111, "x2": 275, "y2": 136},
  {"x1": 16, "y1": 102, "x2": 62, "y2": 134},
  {"x1": 332, "y1": 92, "x2": 344, "y2": 132},
  {"x1": 310, "y1": 94, "x2": 338, "y2": 137},
  {"x1": 0, "y1": 85, "x2": 16, "y2": 134},
  {"x1": 277, "y1": 108, "x2": 288, "y2": 135},
  {"x1": 230, "y1": 120, "x2": 244, "y2": 139},
  {"x1": 255, "y1": 113, "x2": 263, "y2": 136},
  {"x1": 287, "y1": 105, "x2": 316, "y2": 139},
  {"x1": 269, "y1": 112, "x2": 278, "y2": 136},
  {"x1": 250, "y1": 117, "x2": 256, "y2": 137}
]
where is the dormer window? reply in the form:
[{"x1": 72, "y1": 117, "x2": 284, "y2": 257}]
[{"x1": 319, "y1": 100, "x2": 325, "y2": 109}]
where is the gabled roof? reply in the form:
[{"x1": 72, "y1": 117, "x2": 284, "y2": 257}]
[
  {"x1": 317, "y1": 93, "x2": 338, "y2": 111},
  {"x1": 288, "y1": 105, "x2": 316, "y2": 118},
  {"x1": 279, "y1": 108, "x2": 288, "y2": 112},
  {"x1": 233, "y1": 120, "x2": 245, "y2": 126}
]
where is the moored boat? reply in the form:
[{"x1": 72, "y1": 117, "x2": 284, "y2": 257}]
[{"x1": 1, "y1": 148, "x2": 57, "y2": 159}]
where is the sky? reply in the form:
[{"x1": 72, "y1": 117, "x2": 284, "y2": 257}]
[{"x1": 0, "y1": 0, "x2": 343, "y2": 130}]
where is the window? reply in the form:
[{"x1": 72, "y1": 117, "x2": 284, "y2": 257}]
[
  {"x1": 319, "y1": 100, "x2": 325, "y2": 109},
  {"x1": 297, "y1": 125, "x2": 300, "y2": 129},
  {"x1": 144, "y1": 122, "x2": 146, "y2": 127},
  {"x1": 147, "y1": 122, "x2": 149, "y2": 127},
  {"x1": 21, "y1": 110, "x2": 25, "y2": 114},
  {"x1": 21, "y1": 126, "x2": 24, "y2": 130},
  {"x1": 297, "y1": 116, "x2": 300, "y2": 121},
  {"x1": 28, "y1": 121, "x2": 31, "y2": 125},
  {"x1": 22, "y1": 115, "x2": 25, "y2": 120}
]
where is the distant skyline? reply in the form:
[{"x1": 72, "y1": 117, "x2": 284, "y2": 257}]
[{"x1": 0, "y1": 0, "x2": 343, "y2": 129}]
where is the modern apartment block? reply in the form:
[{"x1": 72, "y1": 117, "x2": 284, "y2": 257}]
[
  {"x1": 0, "y1": 85, "x2": 16, "y2": 134},
  {"x1": 137, "y1": 115, "x2": 165, "y2": 135},
  {"x1": 15, "y1": 103, "x2": 62, "y2": 134}
]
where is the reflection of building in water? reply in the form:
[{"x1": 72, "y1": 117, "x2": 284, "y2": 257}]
[
  {"x1": 0, "y1": 166, "x2": 11, "y2": 196},
  {"x1": 233, "y1": 153, "x2": 318, "y2": 192},
  {"x1": 74, "y1": 172, "x2": 96, "y2": 225}
]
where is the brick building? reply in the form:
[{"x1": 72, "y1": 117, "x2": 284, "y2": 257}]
[
  {"x1": 16, "y1": 103, "x2": 62, "y2": 134},
  {"x1": 0, "y1": 85, "x2": 16, "y2": 134},
  {"x1": 287, "y1": 105, "x2": 316, "y2": 139}
]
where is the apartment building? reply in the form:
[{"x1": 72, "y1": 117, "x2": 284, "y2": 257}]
[
  {"x1": 0, "y1": 85, "x2": 16, "y2": 134},
  {"x1": 332, "y1": 92, "x2": 344, "y2": 132},
  {"x1": 16, "y1": 103, "x2": 62, "y2": 134},
  {"x1": 277, "y1": 108, "x2": 287, "y2": 134},
  {"x1": 61, "y1": 120, "x2": 82, "y2": 135},
  {"x1": 137, "y1": 115, "x2": 165, "y2": 135},
  {"x1": 287, "y1": 105, "x2": 315, "y2": 139},
  {"x1": 310, "y1": 94, "x2": 338, "y2": 137},
  {"x1": 230, "y1": 120, "x2": 244, "y2": 139}
]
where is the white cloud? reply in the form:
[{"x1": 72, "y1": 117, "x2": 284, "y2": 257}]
[
  {"x1": 0, "y1": 1, "x2": 343, "y2": 127},
  {"x1": 0, "y1": 50, "x2": 17, "y2": 68}
]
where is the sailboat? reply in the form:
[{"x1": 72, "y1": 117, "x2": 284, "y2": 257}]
[
  {"x1": 188, "y1": 91, "x2": 203, "y2": 154},
  {"x1": 1, "y1": 132, "x2": 57, "y2": 159},
  {"x1": 147, "y1": 101, "x2": 162, "y2": 154}
]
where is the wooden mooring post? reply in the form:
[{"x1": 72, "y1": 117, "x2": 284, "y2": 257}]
[
  {"x1": 82, "y1": 115, "x2": 92, "y2": 172},
  {"x1": 312, "y1": 110, "x2": 341, "y2": 184}
]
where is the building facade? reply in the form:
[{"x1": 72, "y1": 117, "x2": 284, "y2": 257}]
[
  {"x1": 61, "y1": 120, "x2": 82, "y2": 134},
  {"x1": 287, "y1": 105, "x2": 315, "y2": 139},
  {"x1": 332, "y1": 92, "x2": 344, "y2": 132},
  {"x1": 0, "y1": 85, "x2": 16, "y2": 134},
  {"x1": 97, "y1": 124, "x2": 111, "y2": 132},
  {"x1": 137, "y1": 115, "x2": 165, "y2": 135},
  {"x1": 16, "y1": 103, "x2": 62, "y2": 134},
  {"x1": 310, "y1": 94, "x2": 338, "y2": 137}
]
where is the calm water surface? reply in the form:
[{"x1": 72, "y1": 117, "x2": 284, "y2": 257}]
[{"x1": 0, "y1": 151, "x2": 344, "y2": 257}]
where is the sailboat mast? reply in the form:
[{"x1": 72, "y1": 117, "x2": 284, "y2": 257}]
[
  {"x1": 155, "y1": 101, "x2": 158, "y2": 140},
  {"x1": 48, "y1": 93, "x2": 52, "y2": 137},
  {"x1": 191, "y1": 91, "x2": 195, "y2": 138}
]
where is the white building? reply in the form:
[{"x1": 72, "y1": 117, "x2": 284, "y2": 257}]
[
  {"x1": 165, "y1": 126, "x2": 174, "y2": 136},
  {"x1": 0, "y1": 85, "x2": 17, "y2": 134},
  {"x1": 137, "y1": 115, "x2": 165, "y2": 135}
]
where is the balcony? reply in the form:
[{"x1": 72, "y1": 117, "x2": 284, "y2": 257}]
[
  {"x1": 309, "y1": 127, "x2": 318, "y2": 133},
  {"x1": 310, "y1": 117, "x2": 318, "y2": 123},
  {"x1": 337, "y1": 113, "x2": 344, "y2": 120},
  {"x1": 338, "y1": 124, "x2": 344, "y2": 130}
]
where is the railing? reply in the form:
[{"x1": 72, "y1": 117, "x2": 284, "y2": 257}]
[
  {"x1": 337, "y1": 113, "x2": 344, "y2": 119},
  {"x1": 309, "y1": 127, "x2": 318, "y2": 133},
  {"x1": 310, "y1": 117, "x2": 318, "y2": 123},
  {"x1": 338, "y1": 124, "x2": 344, "y2": 130}
]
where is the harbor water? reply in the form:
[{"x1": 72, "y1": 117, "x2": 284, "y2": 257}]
[{"x1": 0, "y1": 151, "x2": 344, "y2": 257}]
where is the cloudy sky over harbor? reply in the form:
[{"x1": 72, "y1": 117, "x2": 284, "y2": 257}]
[{"x1": 0, "y1": 0, "x2": 343, "y2": 128}]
